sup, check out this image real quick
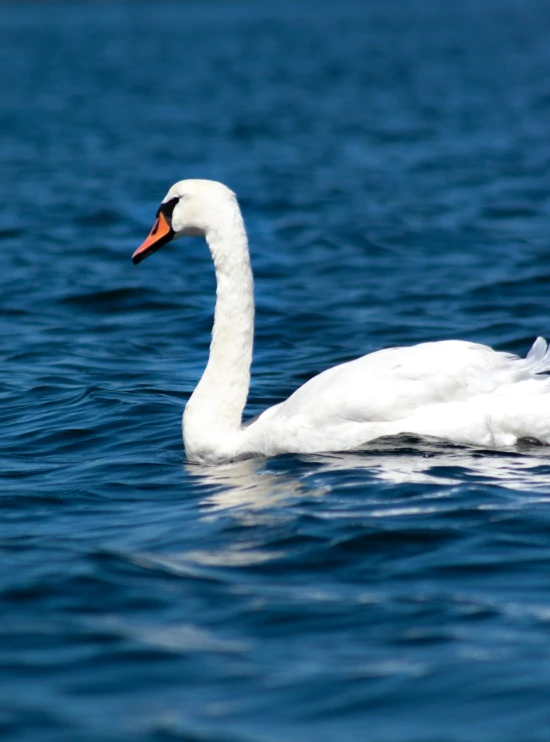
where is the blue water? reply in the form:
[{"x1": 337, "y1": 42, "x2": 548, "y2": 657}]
[{"x1": 3, "y1": 0, "x2": 550, "y2": 740}]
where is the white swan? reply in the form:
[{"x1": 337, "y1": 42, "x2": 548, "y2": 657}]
[{"x1": 133, "y1": 179, "x2": 550, "y2": 465}]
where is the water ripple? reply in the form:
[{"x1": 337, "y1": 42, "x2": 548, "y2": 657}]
[{"x1": 3, "y1": 1, "x2": 550, "y2": 741}]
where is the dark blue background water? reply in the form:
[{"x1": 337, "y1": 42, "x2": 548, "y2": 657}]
[{"x1": 3, "y1": 1, "x2": 550, "y2": 739}]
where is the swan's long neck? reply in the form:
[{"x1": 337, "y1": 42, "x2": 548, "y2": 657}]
[{"x1": 183, "y1": 203, "x2": 254, "y2": 461}]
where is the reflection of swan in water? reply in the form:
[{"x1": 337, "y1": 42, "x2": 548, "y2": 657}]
[
  {"x1": 186, "y1": 456, "x2": 329, "y2": 511},
  {"x1": 186, "y1": 436, "x2": 550, "y2": 512},
  {"x1": 310, "y1": 439, "x2": 550, "y2": 494}
]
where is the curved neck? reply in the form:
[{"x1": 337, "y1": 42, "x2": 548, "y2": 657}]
[{"x1": 183, "y1": 204, "x2": 254, "y2": 462}]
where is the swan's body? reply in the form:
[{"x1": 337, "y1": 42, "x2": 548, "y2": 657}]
[{"x1": 133, "y1": 179, "x2": 550, "y2": 465}]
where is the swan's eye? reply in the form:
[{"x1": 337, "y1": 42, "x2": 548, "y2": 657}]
[{"x1": 156, "y1": 196, "x2": 180, "y2": 221}]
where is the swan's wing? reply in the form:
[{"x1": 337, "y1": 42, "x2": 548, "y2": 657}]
[{"x1": 263, "y1": 338, "x2": 550, "y2": 428}]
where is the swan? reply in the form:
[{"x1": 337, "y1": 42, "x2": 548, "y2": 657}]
[{"x1": 132, "y1": 179, "x2": 550, "y2": 465}]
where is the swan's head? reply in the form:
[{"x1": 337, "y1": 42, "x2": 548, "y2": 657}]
[{"x1": 132, "y1": 179, "x2": 237, "y2": 265}]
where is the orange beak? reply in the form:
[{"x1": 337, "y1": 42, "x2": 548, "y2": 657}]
[{"x1": 132, "y1": 212, "x2": 174, "y2": 265}]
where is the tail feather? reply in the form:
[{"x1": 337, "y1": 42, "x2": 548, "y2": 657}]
[{"x1": 525, "y1": 336, "x2": 550, "y2": 374}]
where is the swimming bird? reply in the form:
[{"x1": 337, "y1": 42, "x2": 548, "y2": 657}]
[{"x1": 133, "y1": 179, "x2": 550, "y2": 465}]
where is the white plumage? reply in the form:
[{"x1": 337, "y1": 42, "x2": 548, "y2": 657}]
[{"x1": 133, "y1": 179, "x2": 550, "y2": 465}]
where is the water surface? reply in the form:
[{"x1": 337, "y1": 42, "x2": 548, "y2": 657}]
[{"x1": 2, "y1": 1, "x2": 550, "y2": 740}]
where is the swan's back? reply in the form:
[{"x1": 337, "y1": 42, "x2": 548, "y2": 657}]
[{"x1": 245, "y1": 339, "x2": 550, "y2": 454}]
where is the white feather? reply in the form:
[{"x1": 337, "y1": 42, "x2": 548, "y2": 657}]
[{"x1": 524, "y1": 336, "x2": 550, "y2": 374}]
